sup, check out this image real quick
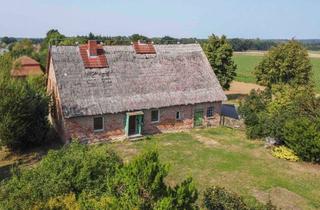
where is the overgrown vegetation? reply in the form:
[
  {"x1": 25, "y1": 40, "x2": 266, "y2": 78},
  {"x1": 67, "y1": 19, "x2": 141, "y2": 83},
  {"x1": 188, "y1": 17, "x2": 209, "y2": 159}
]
[
  {"x1": 203, "y1": 34, "x2": 237, "y2": 90},
  {"x1": 239, "y1": 84, "x2": 320, "y2": 162},
  {"x1": 0, "y1": 52, "x2": 50, "y2": 151},
  {"x1": 0, "y1": 143, "x2": 199, "y2": 209},
  {"x1": 238, "y1": 41, "x2": 320, "y2": 163}
]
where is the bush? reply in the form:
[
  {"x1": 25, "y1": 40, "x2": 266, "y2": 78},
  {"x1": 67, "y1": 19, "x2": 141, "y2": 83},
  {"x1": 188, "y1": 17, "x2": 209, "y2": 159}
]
[
  {"x1": 202, "y1": 186, "x2": 248, "y2": 210},
  {"x1": 271, "y1": 146, "x2": 299, "y2": 162},
  {"x1": 0, "y1": 143, "x2": 198, "y2": 209},
  {"x1": 283, "y1": 117, "x2": 320, "y2": 163},
  {"x1": 238, "y1": 89, "x2": 271, "y2": 139},
  {"x1": 0, "y1": 78, "x2": 50, "y2": 150}
]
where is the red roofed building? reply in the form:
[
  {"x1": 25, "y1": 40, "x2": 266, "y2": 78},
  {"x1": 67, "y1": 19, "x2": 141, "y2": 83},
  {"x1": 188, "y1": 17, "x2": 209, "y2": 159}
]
[{"x1": 11, "y1": 56, "x2": 43, "y2": 78}]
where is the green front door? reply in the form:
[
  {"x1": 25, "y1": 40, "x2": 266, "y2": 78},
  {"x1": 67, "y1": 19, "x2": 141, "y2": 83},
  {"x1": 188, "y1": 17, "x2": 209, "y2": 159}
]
[
  {"x1": 125, "y1": 112, "x2": 144, "y2": 136},
  {"x1": 194, "y1": 110, "x2": 204, "y2": 127}
]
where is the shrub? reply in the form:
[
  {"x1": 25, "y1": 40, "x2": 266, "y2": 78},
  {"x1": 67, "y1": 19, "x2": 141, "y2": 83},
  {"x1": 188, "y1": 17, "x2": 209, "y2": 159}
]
[
  {"x1": 0, "y1": 78, "x2": 50, "y2": 150},
  {"x1": 202, "y1": 186, "x2": 248, "y2": 210},
  {"x1": 271, "y1": 146, "x2": 299, "y2": 162},
  {"x1": 238, "y1": 88, "x2": 271, "y2": 139},
  {"x1": 283, "y1": 117, "x2": 320, "y2": 163}
]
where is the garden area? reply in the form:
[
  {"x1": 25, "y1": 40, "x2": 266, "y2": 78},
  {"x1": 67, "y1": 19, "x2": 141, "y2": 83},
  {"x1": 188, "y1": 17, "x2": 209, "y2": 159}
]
[
  {"x1": 108, "y1": 127, "x2": 320, "y2": 210},
  {"x1": 1, "y1": 127, "x2": 319, "y2": 209}
]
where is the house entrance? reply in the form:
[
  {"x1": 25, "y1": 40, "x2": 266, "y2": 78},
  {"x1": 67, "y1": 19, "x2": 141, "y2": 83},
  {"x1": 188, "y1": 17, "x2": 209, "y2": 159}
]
[
  {"x1": 194, "y1": 109, "x2": 204, "y2": 127},
  {"x1": 125, "y1": 111, "x2": 144, "y2": 137}
]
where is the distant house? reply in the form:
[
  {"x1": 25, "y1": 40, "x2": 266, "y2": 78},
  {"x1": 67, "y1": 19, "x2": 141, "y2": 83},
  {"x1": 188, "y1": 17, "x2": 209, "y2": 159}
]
[
  {"x1": 11, "y1": 56, "x2": 43, "y2": 78},
  {"x1": 47, "y1": 40, "x2": 226, "y2": 143}
]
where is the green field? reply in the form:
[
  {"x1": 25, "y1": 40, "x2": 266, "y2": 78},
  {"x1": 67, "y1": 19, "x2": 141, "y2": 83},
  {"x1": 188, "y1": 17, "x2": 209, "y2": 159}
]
[
  {"x1": 233, "y1": 53, "x2": 320, "y2": 92},
  {"x1": 106, "y1": 127, "x2": 320, "y2": 209}
]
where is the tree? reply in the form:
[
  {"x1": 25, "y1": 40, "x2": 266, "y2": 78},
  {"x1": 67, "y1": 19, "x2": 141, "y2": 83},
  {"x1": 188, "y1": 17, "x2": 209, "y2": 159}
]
[
  {"x1": 0, "y1": 55, "x2": 50, "y2": 150},
  {"x1": 9, "y1": 39, "x2": 34, "y2": 58},
  {"x1": 130, "y1": 34, "x2": 150, "y2": 42},
  {"x1": 0, "y1": 78, "x2": 50, "y2": 150},
  {"x1": 1, "y1": 36, "x2": 17, "y2": 45},
  {"x1": 255, "y1": 40, "x2": 312, "y2": 87},
  {"x1": 203, "y1": 34, "x2": 237, "y2": 90}
]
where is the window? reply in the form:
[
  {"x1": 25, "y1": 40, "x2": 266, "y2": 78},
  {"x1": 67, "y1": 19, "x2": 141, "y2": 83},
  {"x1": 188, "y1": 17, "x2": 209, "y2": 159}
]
[
  {"x1": 207, "y1": 106, "x2": 214, "y2": 117},
  {"x1": 151, "y1": 109, "x2": 160, "y2": 122},
  {"x1": 93, "y1": 116, "x2": 104, "y2": 131},
  {"x1": 176, "y1": 111, "x2": 181, "y2": 120}
]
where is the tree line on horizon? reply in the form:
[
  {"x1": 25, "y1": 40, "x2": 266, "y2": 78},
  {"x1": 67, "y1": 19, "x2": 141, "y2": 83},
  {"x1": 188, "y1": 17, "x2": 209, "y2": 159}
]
[{"x1": 2, "y1": 30, "x2": 320, "y2": 51}]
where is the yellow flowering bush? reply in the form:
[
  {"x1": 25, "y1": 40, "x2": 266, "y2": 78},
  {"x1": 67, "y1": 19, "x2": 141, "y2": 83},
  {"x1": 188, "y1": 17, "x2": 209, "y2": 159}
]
[{"x1": 272, "y1": 146, "x2": 299, "y2": 162}]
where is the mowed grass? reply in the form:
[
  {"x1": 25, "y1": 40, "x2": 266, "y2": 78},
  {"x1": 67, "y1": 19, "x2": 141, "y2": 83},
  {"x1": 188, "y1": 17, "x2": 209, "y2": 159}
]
[
  {"x1": 107, "y1": 127, "x2": 320, "y2": 209},
  {"x1": 233, "y1": 53, "x2": 320, "y2": 92}
]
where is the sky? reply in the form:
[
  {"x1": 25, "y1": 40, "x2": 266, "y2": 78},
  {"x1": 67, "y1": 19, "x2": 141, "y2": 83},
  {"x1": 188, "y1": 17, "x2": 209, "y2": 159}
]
[{"x1": 0, "y1": 0, "x2": 319, "y2": 39}]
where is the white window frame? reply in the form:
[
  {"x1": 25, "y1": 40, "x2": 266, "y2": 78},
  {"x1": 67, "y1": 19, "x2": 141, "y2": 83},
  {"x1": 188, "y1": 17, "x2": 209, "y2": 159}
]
[
  {"x1": 176, "y1": 111, "x2": 182, "y2": 120},
  {"x1": 93, "y1": 116, "x2": 104, "y2": 132},
  {"x1": 151, "y1": 109, "x2": 160, "y2": 123}
]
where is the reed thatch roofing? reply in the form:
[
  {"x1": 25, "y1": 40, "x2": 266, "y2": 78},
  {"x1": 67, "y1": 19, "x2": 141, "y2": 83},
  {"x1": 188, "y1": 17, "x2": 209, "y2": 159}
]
[{"x1": 50, "y1": 44, "x2": 227, "y2": 118}]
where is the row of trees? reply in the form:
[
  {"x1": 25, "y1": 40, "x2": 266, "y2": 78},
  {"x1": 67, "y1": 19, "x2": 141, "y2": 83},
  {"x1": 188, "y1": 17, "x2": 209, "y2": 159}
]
[
  {"x1": 3, "y1": 32, "x2": 320, "y2": 51},
  {"x1": 0, "y1": 143, "x2": 275, "y2": 209},
  {"x1": 239, "y1": 41, "x2": 320, "y2": 163}
]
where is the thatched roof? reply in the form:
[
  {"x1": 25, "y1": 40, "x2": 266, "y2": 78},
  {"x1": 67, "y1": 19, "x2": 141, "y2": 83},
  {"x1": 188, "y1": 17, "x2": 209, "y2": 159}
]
[{"x1": 50, "y1": 44, "x2": 226, "y2": 118}]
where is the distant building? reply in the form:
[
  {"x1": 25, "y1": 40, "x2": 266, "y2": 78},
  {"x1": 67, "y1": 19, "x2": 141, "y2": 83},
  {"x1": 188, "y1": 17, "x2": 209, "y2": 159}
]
[
  {"x1": 11, "y1": 56, "x2": 43, "y2": 78},
  {"x1": 47, "y1": 40, "x2": 227, "y2": 143},
  {"x1": 0, "y1": 48, "x2": 9, "y2": 55}
]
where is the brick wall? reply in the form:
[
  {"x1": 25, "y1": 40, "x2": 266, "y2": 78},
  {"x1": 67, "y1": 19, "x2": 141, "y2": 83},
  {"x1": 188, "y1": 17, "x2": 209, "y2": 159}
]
[{"x1": 59, "y1": 102, "x2": 222, "y2": 143}]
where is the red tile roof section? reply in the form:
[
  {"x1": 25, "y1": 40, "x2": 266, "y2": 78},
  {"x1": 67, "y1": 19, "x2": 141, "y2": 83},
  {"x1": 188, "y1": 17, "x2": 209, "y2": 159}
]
[
  {"x1": 133, "y1": 42, "x2": 156, "y2": 54},
  {"x1": 79, "y1": 40, "x2": 108, "y2": 68},
  {"x1": 11, "y1": 56, "x2": 43, "y2": 77}
]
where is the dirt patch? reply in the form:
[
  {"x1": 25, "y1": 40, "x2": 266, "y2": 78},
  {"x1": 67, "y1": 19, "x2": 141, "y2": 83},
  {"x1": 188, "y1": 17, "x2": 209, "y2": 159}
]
[
  {"x1": 224, "y1": 81, "x2": 265, "y2": 96},
  {"x1": 288, "y1": 162, "x2": 320, "y2": 175},
  {"x1": 192, "y1": 134, "x2": 220, "y2": 147},
  {"x1": 234, "y1": 51, "x2": 320, "y2": 58},
  {"x1": 252, "y1": 187, "x2": 308, "y2": 210}
]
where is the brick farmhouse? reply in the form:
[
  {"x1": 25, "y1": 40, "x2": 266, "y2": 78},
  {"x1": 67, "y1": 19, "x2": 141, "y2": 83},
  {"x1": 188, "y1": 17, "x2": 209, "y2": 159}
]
[{"x1": 47, "y1": 40, "x2": 226, "y2": 143}]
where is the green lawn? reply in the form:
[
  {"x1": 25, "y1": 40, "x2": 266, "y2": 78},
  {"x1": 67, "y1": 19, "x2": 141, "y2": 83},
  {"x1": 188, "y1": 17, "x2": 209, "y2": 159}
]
[
  {"x1": 106, "y1": 127, "x2": 320, "y2": 209},
  {"x1": 233, "y1": 53, "x2": 320, "y2": 92}
]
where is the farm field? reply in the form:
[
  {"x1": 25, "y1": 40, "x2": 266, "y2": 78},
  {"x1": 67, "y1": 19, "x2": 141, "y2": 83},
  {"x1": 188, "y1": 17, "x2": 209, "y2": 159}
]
[
  {"x1": 106, "y1": 127, "x2": 320, "y2": 210},
  {"x1": 233, "y1": 52, "x2": 320, "y2": 92}
]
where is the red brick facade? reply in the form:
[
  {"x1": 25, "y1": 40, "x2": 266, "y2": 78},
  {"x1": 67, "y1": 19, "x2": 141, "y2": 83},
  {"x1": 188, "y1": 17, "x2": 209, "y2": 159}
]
[{"x1": 58, "y1": 102, "x2": 222, "y2": 143}]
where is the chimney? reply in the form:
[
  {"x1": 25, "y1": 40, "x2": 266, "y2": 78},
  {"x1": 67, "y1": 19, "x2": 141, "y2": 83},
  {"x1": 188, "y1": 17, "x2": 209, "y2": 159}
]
[{"x1": 88, "y1": 40, "x2": 98, "y2": 57}]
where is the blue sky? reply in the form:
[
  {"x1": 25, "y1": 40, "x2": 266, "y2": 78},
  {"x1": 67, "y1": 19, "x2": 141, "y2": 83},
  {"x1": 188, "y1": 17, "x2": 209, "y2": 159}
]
[{"x1": 0, "y1": 0, "x2": 319, "y2": 39}]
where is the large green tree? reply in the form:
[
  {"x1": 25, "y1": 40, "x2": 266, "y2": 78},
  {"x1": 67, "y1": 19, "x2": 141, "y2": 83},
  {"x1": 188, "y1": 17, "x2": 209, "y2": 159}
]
[
  {"x1": 254, "y1": 40, "x2": 312, "y2": 87},
  {"x1": 203, "y1": 34, "x2": 237, "y2": 90}
]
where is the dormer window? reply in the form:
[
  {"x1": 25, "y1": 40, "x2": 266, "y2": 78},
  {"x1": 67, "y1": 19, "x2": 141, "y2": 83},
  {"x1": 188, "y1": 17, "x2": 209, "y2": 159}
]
[
  {"x1": 133, "y1": 40, "x2": 156, "y2": 54},
  {"x1": 88, "y1": 40, "x2": 98, "y2": 57},
  {"x1": 79, "y1": 40, "x2": 108, "y2": 68}
]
